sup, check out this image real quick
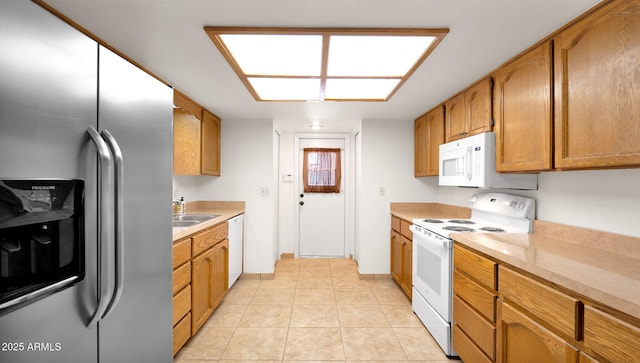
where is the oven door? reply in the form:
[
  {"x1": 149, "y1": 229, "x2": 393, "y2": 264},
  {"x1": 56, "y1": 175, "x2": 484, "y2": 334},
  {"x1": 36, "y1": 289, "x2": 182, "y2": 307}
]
[{"x1": 410, "y1": 225, "x2": 452, "y2": 321}]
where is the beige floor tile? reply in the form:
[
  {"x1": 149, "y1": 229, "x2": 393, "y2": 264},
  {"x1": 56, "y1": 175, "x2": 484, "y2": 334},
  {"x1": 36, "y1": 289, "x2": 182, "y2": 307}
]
[
  {"x1": 393, "y1": 327, "x2": 450, "y2": 360},
  {"x1": 367, "y1": 277, "x2": 399, "y2": 289},
  {"x1": 290, "y1": 304, "x2": 340, "y2": 327},
  {"x1": 232, "y1": 278, "x2": 262, "y2": 289},
  {"x1": 259, "y1": 276, "x2": 298, "y2": 289},
  {"x1": 238, "y1": 304, "x2": 292, "y2": 328},
  {"x1": 332, "y1": 275, "x2": 371, "y2": 289},
  {"x1": 284, "y1": 327, "x2": 345, "y2": 361},
  {"x1": 174, "y1": 326, "x2": 234, "y2": 360},
  {"x1": 205, "y1": 303, "x2": 247, "y2": 328},
  {"x1": 220, "y1": 327, "x2": 288, "y2": 360},
  {"x1": 251, "y1": 287, "x2": 295, "y2": 304},
  {"x1": 221, "y1": 287, "x2": 256, "y2": 305},
  {"x1": 381, "y1": 304, "x2": 424, "y2": 327},
  {"x1": 337, "y1": 304, "x2": 390, "y2": 327},
  {"x1": 341, "y1": 327, "x2": 407, "y2": 360},
  {"x1": 334, "y1": 288, "x2": 377, "y2": 305},
  {"x1": 294, "y1": 288, "x2": 336, "y2": 304},
  {"x1": 298, "y1": 264, "x2": 332, "y2": 276},
  {"x1": 372, "y1": 286, "x2": 411, "y2": 305},
  {"x1": 297, "y1": 274, "x2": 333, "y2": 288}
]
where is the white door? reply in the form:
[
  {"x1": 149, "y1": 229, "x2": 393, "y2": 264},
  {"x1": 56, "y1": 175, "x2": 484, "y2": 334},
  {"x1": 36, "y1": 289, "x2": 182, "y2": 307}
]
[{"x1": 298, "y1": 137, "x2": 346, "y2": 257}]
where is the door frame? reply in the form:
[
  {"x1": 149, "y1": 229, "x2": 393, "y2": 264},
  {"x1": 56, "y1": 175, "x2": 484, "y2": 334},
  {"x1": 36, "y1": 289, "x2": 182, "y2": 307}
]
[{"x1": 294, "y1": 133, "x2": 353, "y2": 258}]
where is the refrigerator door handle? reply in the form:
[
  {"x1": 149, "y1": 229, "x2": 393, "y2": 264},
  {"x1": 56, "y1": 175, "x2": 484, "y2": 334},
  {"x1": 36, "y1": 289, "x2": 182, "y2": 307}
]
[
  {"x1": 86, "y1": 126, "x2": 115, "y2": 328},
  {"x1": 100, "y1": 129, "x2": 124, "y2": 320}
]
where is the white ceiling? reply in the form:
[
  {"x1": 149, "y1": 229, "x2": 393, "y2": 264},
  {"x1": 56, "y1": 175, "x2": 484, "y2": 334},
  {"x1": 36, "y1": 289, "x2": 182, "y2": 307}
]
[{"x1": 43, "y1": 0, "x2": 601, "y2": 132}]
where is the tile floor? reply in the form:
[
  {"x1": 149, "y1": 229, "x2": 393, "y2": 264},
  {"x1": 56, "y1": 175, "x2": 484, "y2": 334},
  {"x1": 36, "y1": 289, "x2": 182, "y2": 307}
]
[{"x1": 174, "y1": 258, "x2": 461, "y2": 362}]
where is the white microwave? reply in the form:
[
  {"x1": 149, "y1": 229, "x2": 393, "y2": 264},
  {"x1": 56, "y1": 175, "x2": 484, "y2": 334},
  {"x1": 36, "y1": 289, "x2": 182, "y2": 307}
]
[{"x1": 439, "y1": 132, "x2": 537, "y2": 189}]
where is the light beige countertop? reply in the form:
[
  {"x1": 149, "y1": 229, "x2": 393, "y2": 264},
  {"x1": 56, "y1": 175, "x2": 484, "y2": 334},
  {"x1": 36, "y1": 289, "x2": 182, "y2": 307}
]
[
  {"x1": 172, "y1": 201, "x2": 245, "y2": 241},
  {"x1": 390, "y1": 202, "x2": 471, "y2": 221},
  {"x1": 452, "y1": 220, "x2": 640, "y2": 320}
]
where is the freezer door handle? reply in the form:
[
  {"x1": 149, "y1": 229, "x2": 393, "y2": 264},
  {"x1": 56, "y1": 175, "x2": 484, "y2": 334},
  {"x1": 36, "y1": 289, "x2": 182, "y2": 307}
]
[
  {"x1": 86, "y1": 127, "x2": 115, "y2": 328},
  {"x1": 100, "y1": 129, "x2": 124, "y2": 320}
]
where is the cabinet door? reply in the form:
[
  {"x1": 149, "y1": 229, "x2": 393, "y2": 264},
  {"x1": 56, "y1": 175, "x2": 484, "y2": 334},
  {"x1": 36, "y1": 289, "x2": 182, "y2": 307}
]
[
  {"x1": 390, "y1": 230, "x2": 402, "y2": 284},
  {"x1": 413, "y1": 115, "x2": 429, "y2": 177},
  {"x1": 466, "y1": 78, "x2": 493, "y2": 137},
  {"x1": 211, "y1": 239, "x2": 229, "y2": 309},
  {"x1": 414, "y1": 115, "x2": 429, "y2": 176},
  {"x1": 445, "y1": 93, "x2": 467, "y2": 142},
  {"x1": 191, "y1": 248, "x2": 215, "y2": 335},
  {"x1": 497, "y1": 300, "x2": 579, "y2": 363},
  {"x1": 400, "y1": 235, "x2": 412, "y2": 298},
  {"x1": 494, "y1": 42, "x2": 553, "y2": 172},
  {"x1": 415, "y1": 106, "x2": 445, "y2": 176},
  {"x1": 426, "y1": 106, "x2": 445, "y2": 175},
  {"x1": 554, "y1": 0, "x2": 640, "y2": 169},
  {"x1": 201, "y1": 109, "x2": 221, "y2": 176},
  {"x1": 173, "y1": 90, "x2": 202, "y2": 175}
]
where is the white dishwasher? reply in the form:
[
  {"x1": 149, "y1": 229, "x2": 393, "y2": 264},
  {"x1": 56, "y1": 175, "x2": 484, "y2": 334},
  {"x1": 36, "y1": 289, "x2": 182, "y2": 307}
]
[{"x1": 228, "y1": 214, "x2": 244, "y2": 288}]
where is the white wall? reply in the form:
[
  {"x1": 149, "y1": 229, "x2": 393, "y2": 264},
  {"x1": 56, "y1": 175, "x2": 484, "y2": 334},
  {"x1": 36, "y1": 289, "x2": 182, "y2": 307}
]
[
  {"x1": 174, "y1": 118, "x2": 277, "y2": 273},
  {"x1": 355, "y1": 118, "x2": 439, "y2": 274}
]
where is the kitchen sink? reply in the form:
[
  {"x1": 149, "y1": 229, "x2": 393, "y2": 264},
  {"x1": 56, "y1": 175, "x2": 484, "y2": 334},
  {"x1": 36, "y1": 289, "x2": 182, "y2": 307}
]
[
  {"x1": 172, "y1": 214, "x2": 219, "y2": 221},
  {"x1": 172, "y1": 214, "x2": 220, "y2": 228},
  {"x1": 172, "y1": 220, "x2": 200, "y2": 228}
]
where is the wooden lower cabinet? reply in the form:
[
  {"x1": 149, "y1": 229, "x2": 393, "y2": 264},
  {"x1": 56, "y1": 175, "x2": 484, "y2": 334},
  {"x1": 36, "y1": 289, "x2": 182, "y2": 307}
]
[
  {"x1": 583, "y1": 305, "x2": 640, "y2": 362},
  {"x1": 191, "y1": 238, "x2": 229, "y2": 335},
  {"x1": 497, "y1": 300, "x2": 579, "y2": 363},
  {"x1": 173, "y1": 222, "x2": 229, "y2": 355},
  {"x1": 390, "y1": 216, "x2": 412, "y2": 299}
]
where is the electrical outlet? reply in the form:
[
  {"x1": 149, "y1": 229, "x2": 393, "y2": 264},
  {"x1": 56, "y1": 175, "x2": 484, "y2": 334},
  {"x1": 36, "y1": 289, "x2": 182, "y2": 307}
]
[
  {"x1": 378, "y1": 186, "x2": 385, "y2": 196},
  {"x1": 260, "y1": 186, "x2": 269, "y2": 197}
]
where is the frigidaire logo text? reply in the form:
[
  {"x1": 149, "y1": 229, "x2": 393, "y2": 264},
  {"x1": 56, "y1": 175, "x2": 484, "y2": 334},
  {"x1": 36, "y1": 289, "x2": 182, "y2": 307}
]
[{"x1": 32, "y1": 186, "x2": 55, "y2": 190}]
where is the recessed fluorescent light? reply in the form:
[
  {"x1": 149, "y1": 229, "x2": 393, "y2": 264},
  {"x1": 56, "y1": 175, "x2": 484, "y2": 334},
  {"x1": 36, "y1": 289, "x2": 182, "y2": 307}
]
[{"x1": 204, "y1": 27, "x2": 449, "y2": 102}]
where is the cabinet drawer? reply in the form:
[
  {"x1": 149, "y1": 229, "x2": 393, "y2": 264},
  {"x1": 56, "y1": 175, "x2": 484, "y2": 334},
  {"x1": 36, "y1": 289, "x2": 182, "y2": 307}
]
[
  {"x1": 173, "y1": 284, "x2": 191, "y2": 326},
  {"x1": 583, "y1": 305, "x2": 640, "y2": 362},
  {"x1": 454, "y1": 270, "x2": 496, "y2": 322},
  {"x1": 192, "y1": 221, "x2": 228, "y2": 257},
  {"x1": 173, "y1": 312, "x2": 191, "y2": 356},
  {"x1": 454, "y1": 245, "x2": 496, "y2": 291},
  {"x1": 454, "y1": 295, "x2": 495, "y2": 359},
  {"x1": 453, "y1": 323, "x2": 493, "y2": 363},
  {"x1": 499, "y1": 266, "x2": 579, "y2": 340},
  {"x1": 391, "y1": 216, "x2": 400, "y2": 232},
  {"x1": 173, "y1": 262, "x2": 191, "y2": 295},
  {"x1": 173, "y1": 238, "x2": 191, "y2": 269},
  {"x1": 400, "y1": 219, "x2": 412, "y2": 239}
]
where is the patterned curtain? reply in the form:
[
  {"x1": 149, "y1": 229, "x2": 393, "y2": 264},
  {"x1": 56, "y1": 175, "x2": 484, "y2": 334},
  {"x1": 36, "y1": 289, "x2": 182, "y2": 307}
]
[{"x1": 303, "y1": 148, "x2": 341, "y2": 193}]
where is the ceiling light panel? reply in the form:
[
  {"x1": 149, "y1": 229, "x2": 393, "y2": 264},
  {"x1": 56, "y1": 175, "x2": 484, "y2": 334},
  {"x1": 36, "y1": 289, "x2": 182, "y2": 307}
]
[
  {"x1": 220, "y1": 34, "x2": 323, "y2": 76},
  {"x1": 205, "y1": 27, "x2": 449, "y2": 102},
  {"x1": 327, "y1": 35, "x2": 436, "y2": 77},
  {"x1": 325, "y1": 78, "x2": 401, "y2": 100}
]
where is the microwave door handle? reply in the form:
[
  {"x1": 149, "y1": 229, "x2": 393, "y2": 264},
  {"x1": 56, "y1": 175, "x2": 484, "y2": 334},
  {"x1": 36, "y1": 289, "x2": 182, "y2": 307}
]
[
  {"x1": 86, "y1": 127, "x2": 115, "y2": 328},
  {"x1": 100, "y1": 130, "x2": 124, "y2": 320},
  {"x1": 466, "y1": 146, "x2": 473, "y2": 180}
]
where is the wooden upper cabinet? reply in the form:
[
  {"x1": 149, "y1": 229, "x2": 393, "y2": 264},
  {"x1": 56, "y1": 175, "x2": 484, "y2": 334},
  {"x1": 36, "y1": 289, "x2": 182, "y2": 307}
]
[
  {"x1": 445, "y1": 77, "x2": 493, "y2": 142},
  {"x1": 415, "y1": 105, "x2": 444, "y2": 177},
  {"x1": 173, "y1": 90, "x2": 202, "y2": 175},
  {"x1": 173, "y1": 90, "x2": 222, "y2": 176},
  {"x1": 201, "y1": 110, "x2": 221, "y2": 176},
  {"x1": 554, "y1": 0, "x2": 640, "y2": 169},
  {"x1": 494, "y1": 41, "x2": 553, "y2": 172}
]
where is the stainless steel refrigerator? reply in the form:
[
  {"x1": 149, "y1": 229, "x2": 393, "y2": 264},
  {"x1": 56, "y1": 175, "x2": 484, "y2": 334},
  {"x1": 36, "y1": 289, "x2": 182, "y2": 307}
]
[{"x1": 0, "y1": 1, "x2": 173, "y2": 362}]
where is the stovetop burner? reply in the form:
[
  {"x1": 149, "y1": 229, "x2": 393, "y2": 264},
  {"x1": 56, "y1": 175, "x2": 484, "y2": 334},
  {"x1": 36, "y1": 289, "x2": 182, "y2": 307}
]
[
  {"x1": 442, "y1": 226, "x2": 476, "y2": 232},
  {"x1": 479, "y1": 227, "x2": 506, "y2": 233},
  {"x1": 422, "y1": 219, "x2": 444, "y2": 223},
  {"x1": 448, "y1": 219, "x2": 476, "y2": 224}
]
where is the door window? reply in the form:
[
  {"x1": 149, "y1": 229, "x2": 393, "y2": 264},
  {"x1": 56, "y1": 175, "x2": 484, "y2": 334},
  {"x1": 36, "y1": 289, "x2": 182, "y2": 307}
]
[{"x1": 302, "y1": 148, "x2": 341, "y2": 193}]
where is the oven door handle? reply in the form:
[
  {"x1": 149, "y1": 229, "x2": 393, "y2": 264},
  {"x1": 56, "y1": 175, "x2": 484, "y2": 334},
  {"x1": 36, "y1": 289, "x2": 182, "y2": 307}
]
[{"x1": 409, "y1": 225, "x2": 452, "y2": 248}]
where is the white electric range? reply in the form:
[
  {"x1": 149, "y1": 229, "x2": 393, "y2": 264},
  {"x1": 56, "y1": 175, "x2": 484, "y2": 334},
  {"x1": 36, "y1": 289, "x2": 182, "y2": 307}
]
[{"x1": 410, "y1": 192, "x2": 535, "y2": 357}]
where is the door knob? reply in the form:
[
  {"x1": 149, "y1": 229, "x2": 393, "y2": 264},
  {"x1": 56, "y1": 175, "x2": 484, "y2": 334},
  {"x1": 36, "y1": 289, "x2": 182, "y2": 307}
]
[
  {"x1": 300, "y1": 194, "x2": 304, "y2": 198},
  {"x1": 299, "y1": 201, "x2": 304, "y2": 206}
]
